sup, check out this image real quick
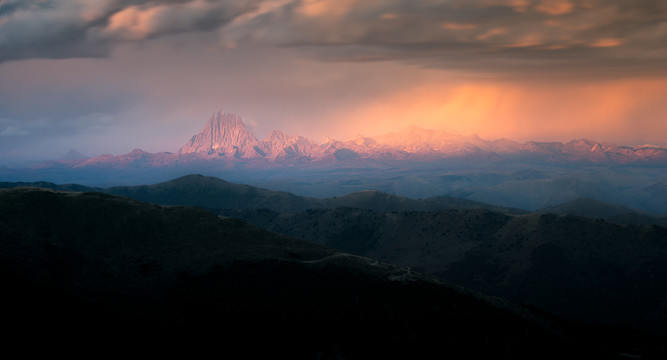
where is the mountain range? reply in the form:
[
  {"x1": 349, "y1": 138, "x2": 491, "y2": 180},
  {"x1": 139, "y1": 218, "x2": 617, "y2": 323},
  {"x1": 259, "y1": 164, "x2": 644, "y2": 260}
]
[
  {"x1": 50, "y1": 110, "x2": 667, "y2": 166},
  {"x1": 3, "y1": 110, "x2": 667, "y2": 214}
]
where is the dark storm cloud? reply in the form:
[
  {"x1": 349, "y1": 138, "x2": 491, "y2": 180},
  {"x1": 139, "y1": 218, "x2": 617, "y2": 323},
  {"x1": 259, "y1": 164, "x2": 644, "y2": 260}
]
[
  {"x1": 0, "y1": 0, "x2": 260, "y2": 62},
  {"x1": 2, "y1": 0, "x2": 666, "y2": 75},
  {"x1": 223, "y1": 0, "x2": 667, "y2": 76},
  {"x1": 0, "y1": 0, "x2": 32, "y2": 16}
]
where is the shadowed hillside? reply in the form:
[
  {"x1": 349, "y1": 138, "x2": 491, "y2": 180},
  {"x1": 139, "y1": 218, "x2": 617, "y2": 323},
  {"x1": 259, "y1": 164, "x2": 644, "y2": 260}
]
[
  {"x1": 226, "y1": 207, "x2": 667, "y2": 335},
  {"x1": 106, "y1": 174, "x2": 317, "y2": 213},
  {"x1": 0, "y1": 187, "x2": 634, "y2": 358},
  {"x1": 542, "y1": 198, "x2": 667, "y2": 227}
]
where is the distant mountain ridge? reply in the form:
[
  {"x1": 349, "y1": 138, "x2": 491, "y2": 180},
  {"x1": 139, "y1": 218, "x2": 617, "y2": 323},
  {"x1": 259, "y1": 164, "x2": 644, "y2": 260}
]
[
  {"x1": 175, "y1": 110, "x2": 667, "y2": 164},
  {"x1": 0, "y1": 174, "x2": 525, "y2": 214},
  {"x1": 5, "y1": 110, "x2": 667, "y2": 214},
  {"x1": 38, "y1": 110, "x2": 667, "y2": 167},
  {"x1": 7, "y1": 174, "x2": 667, "y2": 223}
]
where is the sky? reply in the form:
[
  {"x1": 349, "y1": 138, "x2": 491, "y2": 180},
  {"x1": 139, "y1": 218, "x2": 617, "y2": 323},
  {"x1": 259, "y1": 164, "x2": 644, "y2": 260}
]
[{"x1": 1, "y1": 0, "x2": 667, "y2": 162}]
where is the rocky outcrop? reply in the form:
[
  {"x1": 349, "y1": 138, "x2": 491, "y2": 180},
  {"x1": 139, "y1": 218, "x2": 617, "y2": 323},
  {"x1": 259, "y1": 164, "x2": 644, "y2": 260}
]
[
  {"x1": 178, "y1": 110, "x2": 260, "y2": 158},
  {"x1": 178, "y1": 110, "x2": 316, "y2": 159},
  {"x1": 256, "y1": 130, "x2": 313, "y2": 160}
]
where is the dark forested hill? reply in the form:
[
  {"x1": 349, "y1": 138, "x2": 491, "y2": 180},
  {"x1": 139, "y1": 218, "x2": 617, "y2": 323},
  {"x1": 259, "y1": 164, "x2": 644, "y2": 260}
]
[
  {"x1": 541, "y1": 197, "x2": 667, "y2": 227},
  {"x1": 0, "y1": 187, "x2": 636, "y2": 358},
  {"x1": 226, "y1": 207, "x2": 667, "y2": 335}
]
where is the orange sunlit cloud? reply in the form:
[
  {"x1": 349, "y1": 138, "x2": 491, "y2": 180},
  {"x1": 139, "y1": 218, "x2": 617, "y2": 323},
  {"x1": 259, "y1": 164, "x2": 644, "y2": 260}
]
[
  {"x1": 297, "y1": 0, "x2": 359, "y2": 17},
  {"x1": 443, "y1": 22, "x2": 479, "y2": 30},
  {"x1": 482, "y1": 0, "x2": 531, "y2": 13},
  {"x1": 2, "y1": 0, "x2": 667, "y2": 160},
  {"x1": 333, "y1": 78, "x2": 667, "y2": 146},
  {"x1": 590, "y1": 38, "x2": 623, "y2": 47},
  {"x1": 476, "y1": 27, "x2": 508, "y2": 40},
  {"x1": 534, "y1": 0, "x2": 575, "y2": 15},
  {"x1": 503, "y1": 34, "x2": 543, "y2": 47},
  {"x1": 104, "y1": 6, "x2": 157, "y2": 40},
  {"x1": 102, "y1": 0, "x2": 222, "y2": 40}
]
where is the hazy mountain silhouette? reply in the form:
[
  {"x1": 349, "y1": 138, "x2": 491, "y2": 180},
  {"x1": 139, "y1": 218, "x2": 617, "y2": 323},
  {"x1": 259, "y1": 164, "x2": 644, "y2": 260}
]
[
  {"x1": 109, "y1": 175, "x2": 526, "y2": 214},
  {"x1": 6, "y1": 174, "x2": 667, "y2": 226},
  {"x1": 0, "y1": 180, "x2": 99, "y2": 193},
  {"x1": 1, "y1": 187, "x2": 646, "y2": 358},
  {"x1": 1, "y1": 174, "x2": 525, "y2": 214},
  {"x1": 59, "y1": 149, "x2": 88, "y2": 161},
  {"x1": 542, "y1": 198, "x2": 667, "y2": 227},
  {"x1": 106, "y1": 174, "x2": 317, "y2": 213}
]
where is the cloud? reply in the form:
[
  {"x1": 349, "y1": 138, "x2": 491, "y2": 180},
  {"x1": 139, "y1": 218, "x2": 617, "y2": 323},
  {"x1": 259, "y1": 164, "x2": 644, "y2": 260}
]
[
  {"x1": 97, "y1": 0, "x2": 249, "y2": 40},
  {"x1": 0, "y1": 0, "x2": 110, "y2": 61},
  {"x1": 534, "y1": 0, "x2": 574, "y2": 15},
  {"x1": 327, "y1": 77, "x2": 667, "y2": 147},
  {"x1": 0, "y1": 112, "x2": 118, "y2": 162},
  {"x1": 442, "y1": 22, "x2": 479, "y2": 30},
  {"x1": 220, "y1": 0, "x2": 667, "y2": 76},
  {"x1": 589, "y1": 38, "x2": 623, "y2": 48},
  {"x1": 2, "y1": 0, "x2": 667, "y2": 76},
  {"x1": 0, "y1": 112, "x2": 115, "y2": 137},
  {"x1": 0, "y1": 125, "x2": 28, "y2": 136},
  {"x1": 0, "y1": 0, "x2": 259, "y2": 62}
]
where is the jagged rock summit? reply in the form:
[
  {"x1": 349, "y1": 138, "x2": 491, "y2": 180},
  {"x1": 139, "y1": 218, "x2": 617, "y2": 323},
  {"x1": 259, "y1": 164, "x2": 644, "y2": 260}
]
[
  {"x1": 108, "y1": 108, "x2": 667, "y2": 165},
  {"x1": 179, "y1": 110, "x2": 258, "y2": 158},
  {"x1": 178, "y1": 110, "x2": 313, "y2": 160},
  {"x1": 60, "y1": 149, "x2": 89, "y2": 162}
]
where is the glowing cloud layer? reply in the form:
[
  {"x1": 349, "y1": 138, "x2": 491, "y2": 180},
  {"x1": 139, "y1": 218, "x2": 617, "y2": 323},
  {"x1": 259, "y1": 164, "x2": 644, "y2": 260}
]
[
  {"x1": 1, "y1": 0, "x2": 666, "y2": 161},
  {"x1": 1, "y1": 0, "x2": 666, "y2": 75}
]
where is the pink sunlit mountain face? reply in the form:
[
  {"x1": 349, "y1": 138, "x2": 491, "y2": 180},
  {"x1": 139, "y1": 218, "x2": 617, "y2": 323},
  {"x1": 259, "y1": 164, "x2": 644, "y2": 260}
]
[
  {"x1": 178, "y1": 110, "x2": 314, "y2": 161},
  {"x1": 7, "y1": 110, "x2": 667, "y2": 214},
  {"x1": 14, "y1": 109, "x2": 666, "y2": 173},
  {"x1": 36, "y1": 109, "x2": 667, "y2": 169},
  {"x1": 179, "y1": 111, "x2": 259, "y2": 158},
  {"x1": 167, "y1": 110, "x2": 667, "y2": 165}
]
